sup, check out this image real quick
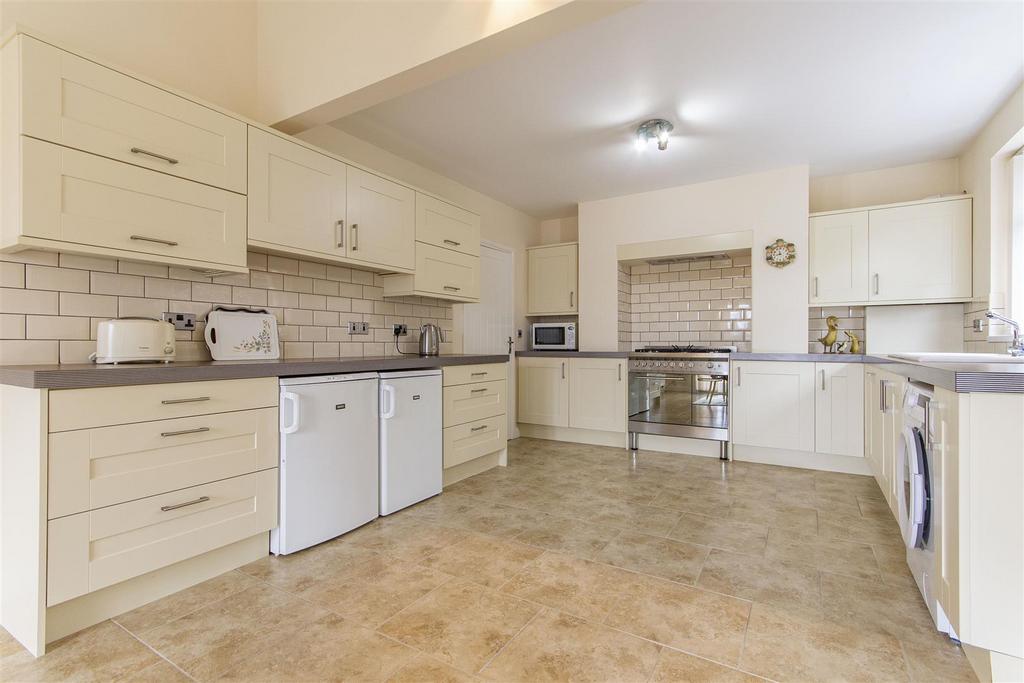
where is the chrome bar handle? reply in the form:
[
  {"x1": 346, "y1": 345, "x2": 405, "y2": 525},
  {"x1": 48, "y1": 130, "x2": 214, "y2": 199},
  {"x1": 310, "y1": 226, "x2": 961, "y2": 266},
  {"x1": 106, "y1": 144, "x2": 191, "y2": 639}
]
[
  {"x1": 336, "y1": 219, "x2": 345, "y2": 248},
  {"x1": 618, "y1": 363, "x2": 622, "y2": 381},
  {"x1": 736, "y1": 366, "x2": 741, "y2": 387},
  {"x1": 161, "y1": 496, "x2": 210, "y2": 512},
  {"x1": 443, "y1": 239, "x2": 461, "y2": 246},
  {"x1": 879, "y1": 379, "x2": 887, "y2": 413},
  {"x1": 131, "y1": 235, "x2": 178, "y2": 247},
  {"x1": 820, "y1": 369, "x2": 826, "y2": 391},
  {"x1": 160, "y1": 426, "x2": 210, "y2": 438},
  {"x1": 570, "y1": 291, "x2": 574, "y2": 308},
  {"x1": 922, "y1": 397, "x2": 933, "y2": 448},
  {"x1": 444, "y1": 285, "x2": 461, "y2": 291},
  {"x1": 813, "y1": 276, "x2": 819, "y2": 298},
  {"x1": 873, "y1": 273, "x2": 880, "y2": 295},
  {"x1": 471, "y1": 424, "x2": 488, "y2": 432},
  {"x1": 471, "y1": 371, "x2": 488, "y2": 377},
  {"x1": 470, "y1": 388, "x2": 488, "y2": 394},
  {"x1": 130, "y1": 147, "x2": 179, "y2": 165},
  {"x1": 351, "y1": 223, "x2": 358, "y2": 251},
  {"x1": 561, "y1": 362, "x2": 566, "y2": 380},
  {"x1": 161, "y1": 396, "x2": 210, "y2": 405}
]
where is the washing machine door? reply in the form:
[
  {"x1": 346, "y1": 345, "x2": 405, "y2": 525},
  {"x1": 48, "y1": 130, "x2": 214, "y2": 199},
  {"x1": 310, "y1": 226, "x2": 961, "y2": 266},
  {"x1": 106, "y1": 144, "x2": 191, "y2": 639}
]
[{"x1": 897, "y1": 425, "x2": 931, "y2": 549}]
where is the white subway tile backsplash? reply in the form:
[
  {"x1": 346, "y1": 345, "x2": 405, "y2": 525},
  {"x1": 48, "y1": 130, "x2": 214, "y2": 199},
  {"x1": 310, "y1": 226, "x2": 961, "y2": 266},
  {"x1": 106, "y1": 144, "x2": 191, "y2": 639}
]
[
  {"x1": 27, "y1": 266, "x2": 90, "y2": 293},
  {"x1": 118, "y1": 297, "x2": 167, "y2": 319},
  {"x1": 119, "y1": 261, "x2": 169, "y2": 278},
  {"x1": 268, "y1": 256, "x2": 299, "y2": 275},
  {"x1": 192, "y1": 283, "x2": 232, "y2": 303},
  {"x1": 26, "y1": 315, "x2": 90, "y2": 340},
  {"x1": 59, "y1": 253, "x2": 116, "y2": 272},
  {"x1": 145, "y1": 277, "x2": 191, "y2": 300},
  {"x1": 3, "y1": 288, "x2": 60, "y2": 315},
  {"x1": 0, "y1": 262, "x2": 25, "y2": 288},
  {"x1": 90, "y1": 272, "x2": 144, "y2": 297},
  {"x1": 0, "y1": 314, "x2": 26, "y2": 339},
  {"x1": 0, "y1": 340, "x2": 59, "y2": 364},
  {"x1": 2, "y1": 250, "x2": 58, "y2": 266}
]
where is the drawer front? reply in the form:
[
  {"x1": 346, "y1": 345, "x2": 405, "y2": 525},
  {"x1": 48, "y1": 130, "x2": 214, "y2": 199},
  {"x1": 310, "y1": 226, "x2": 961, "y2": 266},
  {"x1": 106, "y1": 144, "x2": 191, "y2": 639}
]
[
  {"x1": 414, "y1": 242, "x2": 480, "y2": 299},
  {"x1": 416, "y1": 194, "x2": 480, "y2": 257},
  {"x1": 22, "y1": 137, "x2": 247, "y2": 269},
  {"x1": 19, "y1": 36, "x2": 246, "y2": 193},
  {"x1": 443, "y1": 363, "x2": 507, "y2": 387},
  {"x1": 47, "y1": 469, "x2": 277, "y2": 606},
  {"x1": 443, "y1": 417, "x2": 508, "y2": 469},
  {"x1": 49, "y1": 407, "x2": 279, "y2": 519},
  {"x1": 49, "y1": 378, "x2": 279, "y2": 432},
  {"x1": 443, "y1": 380, "x2": 506, "y2": 428}
]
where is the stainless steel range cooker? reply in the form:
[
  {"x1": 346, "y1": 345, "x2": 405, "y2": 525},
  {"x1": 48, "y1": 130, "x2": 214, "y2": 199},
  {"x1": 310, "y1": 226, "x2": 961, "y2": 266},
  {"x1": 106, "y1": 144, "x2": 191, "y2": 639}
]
[{"x1": 627, "y1": 345, "x2": 733, "y2": 458}]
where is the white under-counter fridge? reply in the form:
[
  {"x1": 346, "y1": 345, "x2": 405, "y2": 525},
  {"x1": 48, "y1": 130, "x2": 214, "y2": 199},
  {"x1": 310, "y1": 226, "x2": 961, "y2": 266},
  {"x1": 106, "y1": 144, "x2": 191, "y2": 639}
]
[
  {"x1": 379, "y1": 369, "x2": 442, "y2": 515},
  {"x1": 273, "y1": 373, "x2": 379, "y2": 555}
]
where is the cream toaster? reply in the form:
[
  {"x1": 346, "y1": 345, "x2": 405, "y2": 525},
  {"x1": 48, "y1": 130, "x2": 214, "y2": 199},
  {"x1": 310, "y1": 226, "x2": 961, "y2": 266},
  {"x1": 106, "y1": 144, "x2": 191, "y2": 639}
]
[{"x1": 92, "y1": 318, "x2": 176, "y2": 364}]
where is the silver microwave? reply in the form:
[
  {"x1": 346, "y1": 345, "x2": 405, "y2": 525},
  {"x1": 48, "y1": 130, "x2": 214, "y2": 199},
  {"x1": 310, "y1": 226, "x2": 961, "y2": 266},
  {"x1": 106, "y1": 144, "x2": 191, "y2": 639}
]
[{"x1": 531, "y1": 322, "x2": 576, "y2": 350}]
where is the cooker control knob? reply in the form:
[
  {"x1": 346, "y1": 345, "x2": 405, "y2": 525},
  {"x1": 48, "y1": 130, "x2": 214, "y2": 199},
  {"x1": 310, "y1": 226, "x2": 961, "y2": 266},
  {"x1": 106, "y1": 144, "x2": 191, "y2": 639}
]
[
  {"x1": 687, "y1": 362, "x2": 694, "y2": 368},
  {"x1": 706, "y1": 362, "x2": 714, "y2": 369}
]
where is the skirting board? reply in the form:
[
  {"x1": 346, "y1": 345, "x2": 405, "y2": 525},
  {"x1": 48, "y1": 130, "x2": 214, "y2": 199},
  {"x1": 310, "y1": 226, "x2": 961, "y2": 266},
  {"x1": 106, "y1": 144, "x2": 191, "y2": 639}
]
[
  {"x1": 517, "y1": 424, "x2": 870, "y2": 475},
  {"x1": 442, "y1": 448, "x2": 505, "y2": 487},
  {"x1": 45, "y1": 533, "x2": 268, "y2": 646}
]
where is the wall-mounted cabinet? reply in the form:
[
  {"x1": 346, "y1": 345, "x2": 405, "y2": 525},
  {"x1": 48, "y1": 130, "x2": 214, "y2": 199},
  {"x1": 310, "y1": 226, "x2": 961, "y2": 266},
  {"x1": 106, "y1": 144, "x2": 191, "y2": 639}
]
[
  {"x1": 527, "y1": 243, "x2": 578, "y2": 315},
  {"x1": 809, "y1": 196, "x2": 972, "y2": 306}
]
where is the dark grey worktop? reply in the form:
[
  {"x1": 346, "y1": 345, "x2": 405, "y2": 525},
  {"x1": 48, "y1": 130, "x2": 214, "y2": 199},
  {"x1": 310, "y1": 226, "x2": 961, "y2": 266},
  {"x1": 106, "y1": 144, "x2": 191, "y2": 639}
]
[
  {"x1": 0, "y1": 354, "x2": 508, "y2": 389},
  {"x1": 731, "y1": 352, "x2": 873, "y2": 363},
  {"x1": 516, "y1": 351, "x2": 628, "y2": 358}
]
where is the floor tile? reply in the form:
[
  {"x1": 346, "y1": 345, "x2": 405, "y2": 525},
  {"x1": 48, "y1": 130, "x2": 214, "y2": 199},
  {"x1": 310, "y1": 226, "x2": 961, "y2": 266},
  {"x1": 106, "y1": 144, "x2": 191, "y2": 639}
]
[
  {"x1": 237, "y1": 538, "x2": 380, "y2": 593},
  {"x1": 420, "y1": 533, "x2": 544, "y2": 588},
  {"x1": 602, "y1": 572, "x2": 751, "y2": 666},
  {"x1": 385, "y1": 654, "x2": 478, "y2": 683},
  {"x1": 696, "y1": 548, "x2": 821, "y2": 610},
  {"x1": 818, "y1": 510, "x2": 904, "y2": 546},
  {"x1": 586, "y1": 500, "x2": 683, "y2": 536},
  {"x1": 500, "y1": 551, "x2": 635, "y2": 621},
  {"x1": 119, "y1": 659, "x2": 192, "y2": 682},
  {"x1": 343, "y1": 516, "x2": 468, "y2": 562},
  {"x1": 296, "y1": 556, "x2": 453, "y2": 627},
  {"x1": 215, "y1": 611, "x2": 416, "y2": 681},
  {"x1": 378, "y1": 578, "x2": 540, "y2": 673},
  {"x1": 819, "y1": 571, "x2": 940, "y2": 646},
  {"x1": 593, "y1": 530, "x2": 709, "y2": 584},
  {"x1": 902, "y1": 632, "x2": 978, "y2": 682},
  {"x1": 667, "y1": 512, "x2": 768, "y2": 556},
  {"x1": 729, "y1": 499, "x2": 819, "y2": 533},
  {"x1": 766, "y1": 528, "x2": 882, "y2": 581},
  {"x1": 652, "y1": 647, "x2": 764, "y2": 683},
  {"x1": 513, "y1": 514, "x2": 621, "y2": 559},
  {"x1": 740, "y1": 602, "x2": 910, "y2": 682},
  {"x1": 1, "y1": 621, "x2": 162, "y2": 683},
  {"x1": 650, "y1": 487, "x2": 735, "y2": 516},
  {"x1": 481, "y1": 609, "x2": 661, "y2": 682},
  {"x1": 114, "y1": 570, "x2": 258, "y2": 635}
]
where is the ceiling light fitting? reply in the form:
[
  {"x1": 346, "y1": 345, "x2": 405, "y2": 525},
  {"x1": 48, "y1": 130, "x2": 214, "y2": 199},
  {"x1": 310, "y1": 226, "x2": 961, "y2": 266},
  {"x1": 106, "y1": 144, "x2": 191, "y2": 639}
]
[{"x1": 636, "y1": 118, "x2": 674, "y2": 151}]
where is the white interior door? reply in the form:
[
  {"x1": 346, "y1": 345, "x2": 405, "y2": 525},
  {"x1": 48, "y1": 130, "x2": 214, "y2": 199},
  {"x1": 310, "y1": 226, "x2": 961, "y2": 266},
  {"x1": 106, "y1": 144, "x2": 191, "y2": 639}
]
[{"x1": 461, "y1": 242, "x2": 516, "y2": 434}]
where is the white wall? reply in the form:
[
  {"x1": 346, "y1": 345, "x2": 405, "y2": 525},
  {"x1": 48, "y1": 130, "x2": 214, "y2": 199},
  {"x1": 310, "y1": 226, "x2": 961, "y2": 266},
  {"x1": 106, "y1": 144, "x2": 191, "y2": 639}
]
[
  {"x1": 296, "y1": 125, "x2": 540, "y2": 350},
  {"x1": 578, "y1": 165, "x2": 810, "y2": 352},
  {"x1": 0, "y1": 1, "x2": 259, "y2": 119},
  {"x1": 809, "y1": 158, "x2": 960, "y2": 213}
]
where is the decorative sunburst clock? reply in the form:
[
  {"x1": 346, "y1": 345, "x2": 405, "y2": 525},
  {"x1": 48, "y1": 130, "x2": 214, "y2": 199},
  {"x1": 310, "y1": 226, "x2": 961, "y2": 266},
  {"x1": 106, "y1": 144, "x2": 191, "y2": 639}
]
[{"x1": 765, "y1": 238, "x2": 796, "y2": 268}]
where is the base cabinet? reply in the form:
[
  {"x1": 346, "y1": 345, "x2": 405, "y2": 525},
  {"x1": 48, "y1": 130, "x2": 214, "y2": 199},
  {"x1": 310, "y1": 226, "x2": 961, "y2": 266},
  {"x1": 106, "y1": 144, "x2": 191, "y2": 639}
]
[
  {"x1": 517, "y1": 357, "x2": 570, "y2": 427},
  {"x1": 442, "y1": 364, "x2": 508, "y2": 478},
  {"x1": 815, "y1": 363, "x2": 864, "y2": 456},
  {"x1": 518, "y1": 356, "x2": 625, "y2": 432}
]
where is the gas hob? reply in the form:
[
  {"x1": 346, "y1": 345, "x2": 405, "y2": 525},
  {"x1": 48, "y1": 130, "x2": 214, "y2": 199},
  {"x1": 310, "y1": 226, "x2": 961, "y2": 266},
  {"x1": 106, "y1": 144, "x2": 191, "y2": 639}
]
[{"x1": 628, "y1": 345, "x2": 733, "y2": 375}]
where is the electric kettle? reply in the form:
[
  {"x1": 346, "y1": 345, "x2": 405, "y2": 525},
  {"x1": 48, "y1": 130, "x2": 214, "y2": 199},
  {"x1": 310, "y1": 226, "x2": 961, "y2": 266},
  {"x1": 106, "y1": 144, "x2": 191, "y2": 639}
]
[{"x1": 419, "y1": 323, "x2": 441, "y2": 356}]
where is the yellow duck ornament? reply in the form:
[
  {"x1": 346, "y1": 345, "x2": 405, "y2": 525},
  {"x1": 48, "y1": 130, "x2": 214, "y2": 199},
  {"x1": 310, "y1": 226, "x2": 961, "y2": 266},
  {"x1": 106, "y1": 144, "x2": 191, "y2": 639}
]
[
  {"x1": 844, "y1": 330, "x2": 862, "y2": 354},
  {"x1": 817, "y1": 315, "x2": 840, "y2": 353}
]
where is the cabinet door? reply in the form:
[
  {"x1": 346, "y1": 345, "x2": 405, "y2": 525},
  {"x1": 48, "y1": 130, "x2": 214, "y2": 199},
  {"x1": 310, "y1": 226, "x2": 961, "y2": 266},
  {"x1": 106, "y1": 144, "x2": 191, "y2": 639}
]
[
  {"x1": 528, "y1": 244, "x2": 578, "y2": 314},
  {"x1": 869, "y1": 198, "x2": 972, "y2": 302},
  {"x1": 814, "y1": 363, "x2": 864, "y2": 457},
  {"x1": 809, "y1": 211, "x2": 869, "y2": 304},
  {"x1": 346, "y1": 168, "x2": 415, "y2": 271},
  {"x1": 19, "y1": 35, "x2": 247, "y2": 193},
  {"x1": 880, "y1": 372, "x2": 904, "y2": 514},
  {"x1": 23, "y1": 137, "x2": 246, "y2": 269},
  {"x1": 568, "y1": 358, "x2": 626, "y2": 432},
  {"x1": 864, "y1": 369, "x2": 880, "y2": 477},
  {"x1": 411, "y1": 243, "x2": 480, "y2": 300},
  {"x1": 517, "y1": 357, "x2": 569, "y2": 427},
  {"x1": 247, "y1": 128, "x2": 347, "y2": 258},
  {"x1": 731, "y1": 361, "x2": 815, "y2": 452},
  {"x1": 933, "y1": 387, "x2": 960, "y2": 635},
  {"x1": 416, "y1": 194, "x2": 480, "y2": 256}
]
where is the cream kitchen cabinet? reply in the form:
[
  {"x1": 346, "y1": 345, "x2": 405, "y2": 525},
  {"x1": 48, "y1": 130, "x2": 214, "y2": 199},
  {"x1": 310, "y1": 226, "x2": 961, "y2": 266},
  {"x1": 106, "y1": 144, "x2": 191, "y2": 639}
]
[
  {"x1": 868, "y1": 197, "x2": 972, "y2": 302},
  {"x1": 814, "y1": 363, "x2": 864, "y2": 457},
  {"x1": 864, "y1": 367, "x2": 904, "y2": 512},
  {"x1": 809, "y1": 211, "x2": 869, "y2": 304},
  {"x1": 9, "y1": 34, "x2": 247, "y2": 193},
  {"x1": 380, "y1": 242, "x2": 480, "y2": 302},
  {"x1": 441, "y1": 364, "x2": 508, "y2": 482},
  {"x1": 345, "y1": 167, "x2": 416, "y2": 271},
  {"x1": 416, "y1": 194, "x2": 480, "y2": 257},
  {"x1": 517, "y1": 356, "x2": 570, "y2": 427},
  {"x1": 568, "y1": 358, "x2": 627, "y2": 432},
  {"x1": 731, "y1": 361, "x2": 816, "y2": 452},
  {"x1": 527, "y1": 243, "x2": 578, "y2": 315},
  {"x1": 7, "y1": 137, "x2": 247, "y2": 273},
  {"x1": 864, "y1": 367, "x2": 882, "y2": 479},
  {"x1": 247, "y1": 127, "x2": 347, "y2": 259}
]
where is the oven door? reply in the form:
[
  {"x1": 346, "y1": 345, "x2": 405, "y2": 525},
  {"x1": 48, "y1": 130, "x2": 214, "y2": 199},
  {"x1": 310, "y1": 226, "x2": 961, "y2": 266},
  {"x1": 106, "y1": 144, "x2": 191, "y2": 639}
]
[{"x1": 628, "y1": 372, "x2": 728, "y2": 441}]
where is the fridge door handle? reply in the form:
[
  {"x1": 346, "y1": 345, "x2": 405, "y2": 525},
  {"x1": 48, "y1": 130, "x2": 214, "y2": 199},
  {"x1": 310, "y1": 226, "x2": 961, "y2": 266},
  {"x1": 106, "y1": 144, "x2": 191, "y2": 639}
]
[
  {"x1": 380, "y1": 384, "x2": 397, "y2": 419},
  {"x1": 280, "y1": 391, "x2": 300, "y2": 434}
]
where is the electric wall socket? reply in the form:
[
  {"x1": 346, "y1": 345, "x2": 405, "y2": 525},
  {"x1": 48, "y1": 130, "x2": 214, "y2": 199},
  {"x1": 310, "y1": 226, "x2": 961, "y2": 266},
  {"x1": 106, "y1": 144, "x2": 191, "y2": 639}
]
[
  {"x1": 393, "y1": 323, "x2": 408, "y2": 336},
  {"x1": 348, "y1": 321, "x2": 369, "y2": 335},
  {"x1": 162, "y1": 312, "x2": 197, "y2": 331}
]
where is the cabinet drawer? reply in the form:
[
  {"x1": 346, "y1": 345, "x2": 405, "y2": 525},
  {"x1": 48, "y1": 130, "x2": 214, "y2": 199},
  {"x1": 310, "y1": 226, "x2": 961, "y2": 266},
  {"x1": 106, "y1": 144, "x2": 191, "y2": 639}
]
[
  {"x1": 443, "y1": 380, "x2": 506, "y2": 428},
  {"x1": 18, "y1": 36, "x2": 246, "y2": 193},
  {"x1": 443, "y1": 363, "x2": 506, "y2": 387},
  {"x1": 49, "y1": 378, "x2": 278, "y2": 432},
  {"x1": 49, "y1": 407, "x2": 278, "y2": 519},
  {"x1": 413, "y1": 242, "x2": 480, "y2": 299},
  {"x1": 21, "y1": 137, "x2": 247, "y2": 269},
  {"x1": 416, "y1": 194, "x2": 480, "y2": 256},
  {"x1": 47, "y1": 469, "x2": 277, "y2": 606},
  {"x1": 443, "y1": 417, "x2": 507, "y2": 469}
]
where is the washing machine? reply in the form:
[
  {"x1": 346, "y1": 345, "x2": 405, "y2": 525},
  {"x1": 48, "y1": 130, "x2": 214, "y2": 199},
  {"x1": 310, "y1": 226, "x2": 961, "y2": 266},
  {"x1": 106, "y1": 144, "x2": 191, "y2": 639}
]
[{"x1": 897, "y1": 381, "x2": 956, "y2": 638}]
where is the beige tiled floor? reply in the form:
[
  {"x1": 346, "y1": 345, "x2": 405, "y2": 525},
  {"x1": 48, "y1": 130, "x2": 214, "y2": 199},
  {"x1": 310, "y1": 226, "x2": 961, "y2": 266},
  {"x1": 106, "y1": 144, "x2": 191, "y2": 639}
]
[{"x1": 2, "y1": 437, "x2": 977, "y2": 682}]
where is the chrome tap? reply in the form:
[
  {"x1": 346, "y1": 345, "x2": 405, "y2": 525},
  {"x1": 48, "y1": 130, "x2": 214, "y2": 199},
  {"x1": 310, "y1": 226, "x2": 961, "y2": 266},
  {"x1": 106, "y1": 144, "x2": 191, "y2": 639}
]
[{"x1": 985, "y1": 311, "x2": 1024, "y2": 357}]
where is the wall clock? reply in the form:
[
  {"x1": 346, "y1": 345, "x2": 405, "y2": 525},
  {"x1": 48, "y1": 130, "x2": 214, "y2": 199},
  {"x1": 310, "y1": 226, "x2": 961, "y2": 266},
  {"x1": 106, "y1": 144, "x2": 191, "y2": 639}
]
[{"x1": 765, "y1": 238, "x2": 796, "y2": 268}]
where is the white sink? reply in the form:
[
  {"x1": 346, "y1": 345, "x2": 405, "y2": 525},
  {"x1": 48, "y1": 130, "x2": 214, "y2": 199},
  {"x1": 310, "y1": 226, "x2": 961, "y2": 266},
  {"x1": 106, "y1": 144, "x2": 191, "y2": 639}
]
[{"x1": 890, "y1": 352, "x2": 1024, "y2": 364}]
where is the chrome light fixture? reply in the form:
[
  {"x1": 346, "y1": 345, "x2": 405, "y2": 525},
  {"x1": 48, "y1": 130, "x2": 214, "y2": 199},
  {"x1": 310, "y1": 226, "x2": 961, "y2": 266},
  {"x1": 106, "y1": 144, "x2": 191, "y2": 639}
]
[{"x1": 636, "y1": 118, "x2": 674, "y2": 151}]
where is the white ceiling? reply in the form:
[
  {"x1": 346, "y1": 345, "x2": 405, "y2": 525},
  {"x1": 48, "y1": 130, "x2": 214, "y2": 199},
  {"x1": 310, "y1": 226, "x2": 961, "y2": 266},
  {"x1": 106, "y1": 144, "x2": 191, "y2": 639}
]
[{"x1": 331, "y1": 1, "x2": 1024, "y2": 218}]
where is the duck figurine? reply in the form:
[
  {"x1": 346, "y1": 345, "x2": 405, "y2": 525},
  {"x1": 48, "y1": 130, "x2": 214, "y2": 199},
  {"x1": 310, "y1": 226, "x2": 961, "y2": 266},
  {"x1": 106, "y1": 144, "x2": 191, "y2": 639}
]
[
  {"x1": 844, "y1": 330, "x2": 862, "y2": 354},
  {"x1": 817, "y1": 315, "x2": 840, "y2": 353}
]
